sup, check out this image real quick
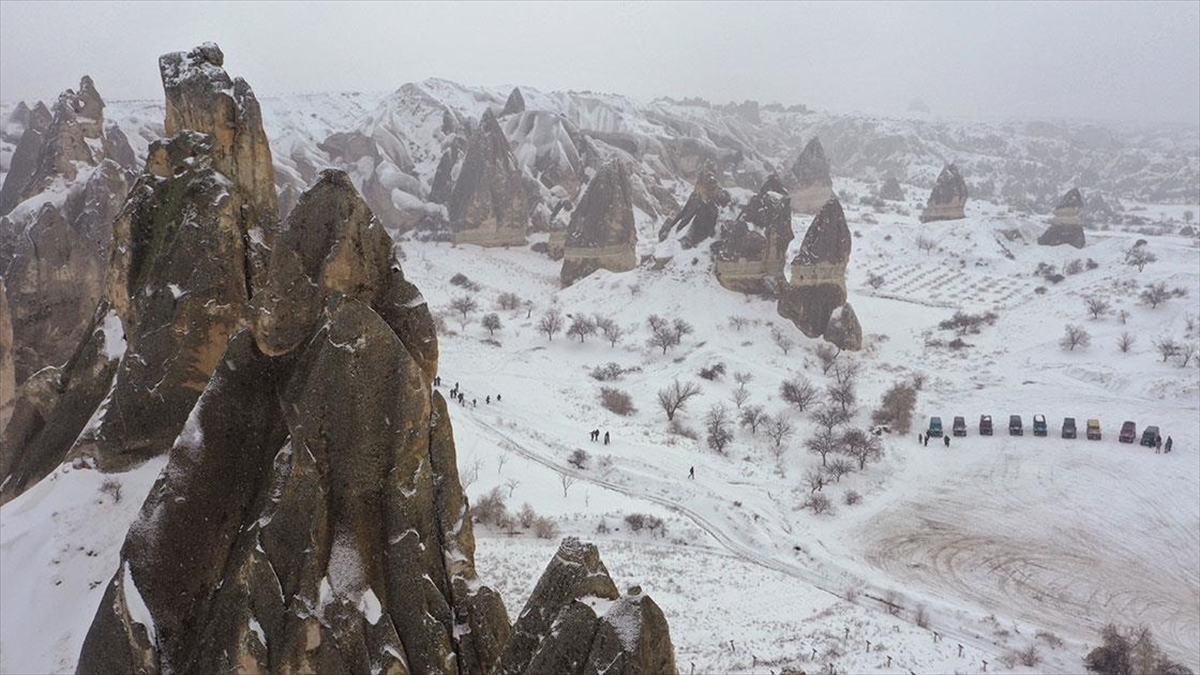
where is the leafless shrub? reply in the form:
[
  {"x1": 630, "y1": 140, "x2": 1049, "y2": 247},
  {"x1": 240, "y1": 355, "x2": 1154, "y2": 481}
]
[
  {"x1": 705, "y1": 404, "x2": 733, "y2": 454},
  {"x1": 568, "y1": 315, "x2": 597, "y2": 342},
  {"x1": 1178, "y1": 342, "x2": 1198, "y2": 368},
  {"x1": 1060, "y1": 324, "x2": 1091, "y2": 351},
  {"x1": 504, "y1": 477, "x2": 520, "y2": 497},
  {"x1": 780, "y1": 376, "x2": 818, "y2": 411},
  {"x1": 99, "y1": 479, "x2": 122, "y2": 503},
  {"x1": 1139, "y1": 281, "x2": 1173, "y2": 308},
  {"x1": 667, "y1": 419, "x2": 699, "y2": 440},
  {"x1": 914, "y1": 604, "x2": 930, "y2": 628},
  {"x1": 1124, "y1": 243, "x2": 1157, "y2": 272},
  {"x1": 1086, "y1": 296, "x2": 1111, "y2": 320},
  {"x1": 471, "y1": 487, "x2": 508, "y2": 526},
  {"x1": 1154, "y1": 336, "x2": 1181, "y2": 362},
  {"x1": 481, "y1": 313, "x2": 502, "y2": 336},
  {"x1": 698, "y1": 362, "x2": 726, "y2": 381},
  {"x1": 828, "y1": 380, "x2": 856, "y2": 414},
  {"x1": 733, "y1": 371, "x2": 753, "y2": 386},
  {"x1": 599, "y1": 387, "x2": 636, "y2": 416},
  {"x1": 1085, "y1": 624, "x2": 1191, "y2": 675},
  {"x1": 867, "y1": 272, "x2": 885, "y2": 289},
  {"x1": 916, "y1": 235, "x2": 937, "y2": 254},
  {"x1": 824, "y1": 458, "x2": 854, "y2": 482},
  {"x1": 770, "y1": 327, "x2": 796, "y2": 355},
  {"x1": 842, "y1": 428, "x2": 884, "y2": 469},
  {"x1": 517, "y1": 502, "x2": 536, "y2": 528},
  {"x1": 728, "y1": 315, "x2": 750, "y2": 331},
  {"x1": 657, "y1": 379, "x2": 701, "y2": 421},
  {"x1": 739, "y1": 405, "x2": 767, "y2": 434},
  {"x1": 496, "y1": 291, "x2": 523, "y2": 311},
  {"x1": 450, "y1": 295, "x2": 479, "y2": 328},
  {"x1": 1036, "y1": 631, "x2": 1064, "y2": 649},
  {"x1": 1065, "y1": 258, "x2": 1084, "y2": 275},
  {"x1": 806, "y1": 429, "x2": 839, "y2": 467},
  {"x1": 595, "y1": 316, "x2": 625, "y2": 347},
  {"x1": 568, "y1": 448, "x2": 590, "y2": 469},
  {"x1": 590, "y1": 362, "x2": 625, "y2": 381},
  {"x1": 1117, "y1": 331, "x2": 1136, "y2": 353},
  {"x1": 800, "y1": 492, "x2": 833, "y2": 515},
  {"x1": 872, "y1": 382, "x2": 917, "y2": 433},
  {"x1": 731, "y1": 386, "x2": 751, "y2": 410},
  {"x1": 1017, "y1": 644, "x2": 1042, "y2": 668},
  {"x1": 843, "y1": 490, "x2": 862, "y2": 506},
  {"x1": 449, "y1": 273, "x2": 481, "y2": 291},
  {"x1": 815, "y1": 343, "x2": 841, "y2": 373},
  {"x1": 765, "y1": 415, "x2": 793, "y2": 449},
  {"x1": 538, "y1": 308, "x2": 564, "y2": 340},
  {"x1": 533, "y1": 516, "x2": 559, "y2": 539},
  {"x1": 803, "y1": 467, "x2": 826, "y2": 493}
]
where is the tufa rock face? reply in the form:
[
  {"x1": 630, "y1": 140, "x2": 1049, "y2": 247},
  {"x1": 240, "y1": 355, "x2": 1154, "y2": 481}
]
[
  {"x1": 496, "y1": 538, "x2": 677, "y2": 675},
  {"x1": 824, "y1": 302, "x2": 863, "y2": 351},
  {"x1": 76, "y1": 170, "x2": 511, "y2": 675},
  {"x1": 658, "y1": 167, "x2": 731, "y2": 249},
  {"x1": 789, "y1": 137, "x2": 835, "y2": 213},
  {"x1": 448, "y1": 108, "x2": 529, "y2": 246},
  {"x1": 919, "y1": 164, "x2": 968, "y2": 222},
  {"x1": 560, "y1": 160, "x2": 637, "y2": 286},
  {"x1": 778, "y1": 197, "x2": 859, "y2": 347},
  {"x1": 879, "y1": 176, "x2": 904, "y2": 201},
  {"x1": 0, "y1": 76, "x2": 135, "y2": 383},
  {"x1": 1038, "y1": 188, "x2": 1085, "y2": 248},
  {"x1": 501, "y1": 87, "x2": 526, "y2": 116},
  {"x1": 713, "y1": 174, "x2": 793, "y2": 294},
  {"x1": 0, "y1": 280, "x2": 12, "y2": 432}
]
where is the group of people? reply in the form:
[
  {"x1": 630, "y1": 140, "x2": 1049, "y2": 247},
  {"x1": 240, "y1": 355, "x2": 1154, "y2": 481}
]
[
  {"x1": 435, "y1": 377, "x2": 501, "y2": 409},
  {"x1": 1155, "y1": 435, "x2": 1174, "y2": 454},
  {"x1": 588, "y1": 429, "x2": 610, "y2": 445},
  {"x1": 917, "y1": 432, "x2": 951, "y2": 448}
]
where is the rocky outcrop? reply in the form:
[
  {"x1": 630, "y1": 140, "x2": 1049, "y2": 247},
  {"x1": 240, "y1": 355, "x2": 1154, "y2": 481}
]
[
  {"x1": 501, "y1": 87, "x2": 526, "y2": 116},
  {"x1": 0, "y1": 76, "x2": 136, "y2": 383},
  {"x1": 496, "y1": 538, "x2": 676, "y2": 675},
  {"x1": 0, "y1": 280, "x2": 13, "y2": 432},
  {"x1": 448, "y1": 109, "x2": 529, "y2": 246},
  {"x1": 502, "y1": 111, "x2": 592, "y2": 201},
  {"x1": 1039, "y1": 188, "x2": 1085, "y2": 248},
  {"x1": 824, "y1": 302, "x2": 863, "y2": 351},
  {"x1": 713, "y1": 174, "x2": 793, "y2": 294},
  {"x1": 778, "y1": 197, "x2": 859, "y2": 348},
  {"x1": 879, "y1": 176, "x2": 904, "y2": 201},
  {"x1": 561, "y1": 161, "x2": 637, "y2": 286},
  {"x1": 919, "y1": 164, "x2": 968, "y2": 223},
  {"x1": 658, "y1": 167, "x2": 730, "y2": 249},
  {"x1": 789, "y1": 137, "x2": 834, "y2": 213},
  {"x1": 0, "y1": 44, "x2": 279, "y2": 502}
]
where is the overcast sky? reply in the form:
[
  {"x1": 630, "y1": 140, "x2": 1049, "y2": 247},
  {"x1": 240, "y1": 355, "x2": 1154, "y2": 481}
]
[{"x1": 1, "y1": 1, "x2": 1197, "y2": 124}]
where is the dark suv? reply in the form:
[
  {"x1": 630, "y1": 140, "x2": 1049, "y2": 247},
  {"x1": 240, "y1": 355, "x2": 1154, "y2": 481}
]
[
  {"x1": 1119, "y1": 421, "x2": 1137, "y2": 444},
  {"x1": 1009, "y1": 415, "x2": 1023, "y2": 436},
  {"x1": 952, "y1": 416, "x2": 967, "y2": 437},
  {"x1": 1140, "y1": 426, "x2": 1161, "y2": 448},
  {"x1": 1032, "y1": 415, "x2": 1048, "y2": 437},
  {"x1": 979, "y1": 415, "x2": 993, "y2": 435},
  {"x1": 1062, "y1": 417, "x2": 1077, "y2": 439}
]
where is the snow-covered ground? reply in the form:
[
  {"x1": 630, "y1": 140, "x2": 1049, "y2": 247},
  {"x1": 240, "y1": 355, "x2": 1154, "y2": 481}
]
[{"x1": 1, "y1": 186, "x2": 1197, "y2": 673}]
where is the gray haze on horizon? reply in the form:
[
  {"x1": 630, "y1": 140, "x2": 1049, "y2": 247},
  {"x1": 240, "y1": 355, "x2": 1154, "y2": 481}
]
[{"x1": 1, "y1": 0, "x2": 1198, "y2": 125}]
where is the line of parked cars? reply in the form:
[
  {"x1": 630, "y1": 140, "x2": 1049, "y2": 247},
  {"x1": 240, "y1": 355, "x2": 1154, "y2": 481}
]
[{"x1": 927, "y1": 415, "x2": 1161, "y2": 446}]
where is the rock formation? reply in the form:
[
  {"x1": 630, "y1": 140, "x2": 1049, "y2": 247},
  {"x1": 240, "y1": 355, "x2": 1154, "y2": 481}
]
[
  {"x1": 713, "y1": 174, "x2": 793, "y2": 294},
  {"x1": 502, "y1": 111, "x2": 592, "y2": 201},
  {"x1": 448, "y1": 108, "x2": 529, "y2": 246},
  {"x1": 1038, "y1": 187, "x2": 1085, "y2": 248},
  {"x1": 778, "y1": 197, "x2": 861, "y2": 349},
  {"x1": 789, "y1": 137, "x2": 835, "y2": 213},
  {"x1": 0, "y1": 76, "x2": 136, "y2": 384},
  {"x1": 0, "y1": 44, "x2": 278, "y2": 502},
  {"x1": 561, "y1": 160, "x2": 637, "y2": 286},
  {"x1": 919, "y1": 164, "x2": 968, "y2": 223},
  {"x1": 0, "y1": 280, "x2": 13, "y2": 432},
  {"x1": 878, "y1": 176, "x2": 904, "y2": 201},
  {"x1": 501, "y1": 87, "x2": 526, "y2": 116},
  {"x1": 657, "y1": 167, "x2": 730, "y2": 248},
  {"x1": 496, "y1": 538, "x2": 676, "y2": 675}
]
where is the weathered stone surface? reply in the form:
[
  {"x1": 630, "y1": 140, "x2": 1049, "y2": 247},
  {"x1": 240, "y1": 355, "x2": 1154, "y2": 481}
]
[
  {"x1": 919, "y1": 164, "x2": 968, "y2": 223},
  {"x1": 879, "y1": 175, "x2": 904, "y2": 201},
  {"x1": 496, "y1": 538, "x2": 677, "y2": 675},
  {"x1": 429, "y1": 139, "x2": 465, "y2": 205},
  {"x1": 1038, "y1": 188, "x2": 1085, "y2": 248},
  {"x1": 714, "y1": 174, "x2": 792, "y2": 294},
  {"x1": 0, "y1": 103, "x2": 52, "y2": 215},
  {"x1": 501, "y1": 87, "x2": 526, "y2": 116},
  {"x1": 0, "y1": 280, "x2": 13, "y2": 433},
  {"x1": 824, "y1": 302, "x2": 863, "y2": 351},
  {"x1": 502, "y1": 111, "x2": 591, "y2": 201},
  {"x1": 658, "y1": 167, "x2": 730, "y2": 248},
  {"x1": 789, "y1": 137, "x2": 834, "y2": 213},
  {"x1": 561, "y1": 160, "x2": 637, "y2": 286},
  {"x1": 778, "y1": 198, "x2": 856, "y2": 345},
  {"x1": 448, "y1": 109, "x2": 529, "y2": 246}
]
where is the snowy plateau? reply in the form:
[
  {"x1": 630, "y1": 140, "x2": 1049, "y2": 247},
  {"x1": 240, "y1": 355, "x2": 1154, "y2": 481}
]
[{"x1": 1, "y1": 80, "x2": 1198, "y2": 675}]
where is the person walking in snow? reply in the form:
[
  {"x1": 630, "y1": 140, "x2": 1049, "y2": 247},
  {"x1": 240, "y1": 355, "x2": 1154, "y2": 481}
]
[
  {"x1": 496, "y1": 394, "x2": 502, "y2": 402},
  {"x1": 472, "y1": 398, "x2": 477, "y2": 408},
  {"x1": 923, "y1": 434, "x2": 929, "y2": 447},
  {"x1": 918, "y1": 432, "x2": 923, "y2": 445},
  {"x1": 688, "y1": 466, "x2": 695, "y2": 480},
  {"x1": 486, "y1": 395, "x2": 491, "y2": 405},
  {"x1": 1165, "y1": 436, "x2": 1173, "y2": 453},
  {"x1": 1156, "y1": 436, "x2": 1163, "y2": 452},
  {"x1": 603, "y1": 431, "x2": 610, "y2": 445},
  {"x1": 943, "y1": 435, "x2": 950, "y2": 448}
]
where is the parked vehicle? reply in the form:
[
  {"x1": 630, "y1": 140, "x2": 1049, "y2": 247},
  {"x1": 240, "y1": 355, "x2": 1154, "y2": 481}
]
[
  {"x1": 979, "y1": 415, "x2": 993, "y2": 435},
  {"x1": 1009, "y1": 415, "x2": 1023, "y2": 436},
  {"x1": 1119, "y1": 421, "x2": 1137, "y2": 444},
  {"x1": 1141, "y1": 426, "x2": 1161, "y2": 448},
  {"x1": 1032, "y1": 414, "x2": 1048, "y2": 436},
  {"x1": 1062, "y1": 417, "x2": 1077, "y2": 439},
  {"x1": 952, "y1": 416, "x2": 967, "y2": 437},
  {"x1": 1086, "y1": 419, "x2": 1102, "y2": 440},
  {"x1": 928, "y1": 417, "x2": 944, "y2": 437}
]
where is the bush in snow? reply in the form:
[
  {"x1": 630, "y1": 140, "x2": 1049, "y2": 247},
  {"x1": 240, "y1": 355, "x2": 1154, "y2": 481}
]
[
  {"x1": 471, "y1": 487, "x2": 508, "y2": 526},
  {"x1": 938, "y1": 310, "x2": 999, "y2": 336},
  {"x1": 450, "y1": 295, "x2": 479, "y2": 328},
  {"x1": 727, "y1": 315, "x2": 750, "y2": 331},
  {"x1": 770, "y1": 327, "x2": 796, "y2": 355},
  {"x1": 667, "y1": 419, "x2": 699, "y2": 440},
  {"x1": 1085, "y1": 624, "x2": 1190, "y2": 675},
  {"x1": 99, "y1": 479, "x2": 122, "y2": 504},
  {"x1": 1086, "y1": 296, "x2": 1111, "y2": 320},
  {"x1": 1116, "y1": 332, "x2": 1136, "y2": 353},
  {"x1": 872, "y1": 381, "x2": 917, "y2": 433},
  {"x1": 1060, "y1": 324, "x2": 1091, "y2": 351},
  {"x1": 624, "y1": 513, "x2": 646, "y2": 531},
  {"x1": 1140, "y1": 282, "x2": 1172, "y2": 308},
  {"x1": 599, "y1": 387, "x2": 636, "y2": 416},
  {"x1": 449, "y1": 272, "x2": 481, "y2": 291},
  {"x1": 866, "y1": 272, "x2": 885, "y2": 289},
  {"x1": 533, "y1": 516, "x2": 560, "y2": 540},
  {"x1": 481, "y1": 313, "x2": 502, "y2": 336},
  {"x1": 568, "y1": 448, "x2": 590, "y2": 470},
  {"x1": 1065, "y1": 258, "x2": 1084, "y2": 275},
  {"x1": 800, "y1": 492, "x2": 833, "y2": 515},
  {"x1": 843, "y1": 490, "x2": 862, "y2": 506},
  {"x1": 1124, "y1": 243, "x2": 1157, "y2": 272},
  {"x1": 594, "y1": 316, "x2": 625, "y2": 347},
  {"x1": 496, "y1": 291, "x2": 523, "y2": 311},
  {"x1": 590, "y1": 362, "x2": 625, "y2": 381},
  {"x1": 1154, "y1": 336, "x2": 1181, "y2": 362},
  {"x1": 698, "y1": 362, "x2": 726, "y2": 381},
  {"x1": 705, "y1": 404, "x2": 733, "y2": 454},
  {"x1": 815, "y1": 343, "x2": 841, "y2": 374}
]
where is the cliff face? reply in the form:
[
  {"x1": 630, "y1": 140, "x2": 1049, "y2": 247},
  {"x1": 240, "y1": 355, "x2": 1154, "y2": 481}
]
[
  {"x1": 919, "y1": 163, "x2": 968, "y2": 223},
  {"x1": 713, "y1": 174, "x2": 793, "y2": 294},
  {"x1": 448, "y1": 109, "x2": 529, "y2": 246},
  {"x1": 657, "y1": 167, "x2": 731, "y2": 249},
  {"x1": 778, "y1": 197, "x2": 862, "y2": 349},
  {"x1": 560, "y1": 160, "x2": 637, "y2": 286}
]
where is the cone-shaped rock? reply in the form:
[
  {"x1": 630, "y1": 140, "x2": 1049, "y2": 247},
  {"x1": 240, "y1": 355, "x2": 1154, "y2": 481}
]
[
  {"x1": 714, "y1": 174, "x2": 793, "y2": 294},
  {"x1": 789, "y1": 137, "x2": 834, "y2": 213},
  {"x1": 0, "y1": 102, "x2": 52, "y2": 215},
  {"x1": 879, "y1": 176, "x2": 904, "y2": 201},
  {"x1": 778, "y1": 198, "x2": 856, "y2": 345},
  {"x1": 560, "y1": 160, "x2": 637, "y2": 286},
  {"x1": 448, "y1": 108, "x2": 529, "y2": 246},
  {"x1": 919, "y1": 164, "x2": 968, "y2": 223},
  {"x1": 657, "y1": 167, "x2": 730, "y2": 248},
  {"x1": 501, "y1": 87, "x2": 526, "y2": 116},
  {"x1": 496, "y1": 538, "x2": 677, "y2": 675},
  {"x1": 1039, "y1": 187, "x2": 1085, "y2": 248},
  {"x1": 77, "y1": 171, "x2": 509, "y2": 675},
  {"x1": 824, "y1": 302, "x2": 863, "y2": 351}
]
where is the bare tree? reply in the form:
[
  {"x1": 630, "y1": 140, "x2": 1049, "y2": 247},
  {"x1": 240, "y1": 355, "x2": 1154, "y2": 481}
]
[
  {"x1": 828, "y1": 380, "x2": 857, "y2": 415},
  {"x1": 1085, "y1": 296, "x2": 1111, "y2": 320},
  {"x1": 842, "y1": 428, "x2": 884, "y2": 469},
  {"x1": 780, "y1": 376, "x2": 819, "y2": 411},
  {"x1": 647, "y1": 314, "x2": 669, "y2": 332},
  {"x1": 766, "y1": 415, "x2": 793, "y2": 449},
  {"x1": 705, "y1": 404, "x2": 733, "y2": 454},
  {"x1": 648, "y1": 325, "x2": 677, "y2": 354},
  {"x1": 596, "y1": 316, "x2": 625, "y2": 347},
  {"x1": 657, "y1": 378, "x2": 702, "y2": 421},
  {"x1": 804, "y1": 467, "x2": 826, "y2": 493},
  {"x1": 538, "y1": 308, "x2": 564, "y2": 340},
  {"x1": 871, "y1": 382, "x2": 918, "y2": 433},
  {"x1": 1140, "y1": 282, "x2": 1171, "y2": 308},
  {"x1": 524, "y1": 299, "x2": 535, "y2": 319},
  {"x1": 806, "y1": 429, "x2": 838, "y2": 466},
  {"x1": 770, "y1": 327, "x2": 796, "y2": 355},
  {"x1": 504, "y1": 477, "x2": 520, "y2": 497},
  {"x1": 567, "y1": 315, "x2": 597, "y2": 342},
  {"x1": 560, "y1": 473, "x2": 578, "y2": 498},
  {"x1": 1124, "y1": 244, "x2": 1157, "y2": 272},
  {"x1": 496, "y1": 292, "x2": 523, "y2": 311},
  {"x1": 672, "y1": 318, "x2": 694, "y2": 343},
  {"x1": 482, "y1": 312, "x2": 502, "y2": 336},
  {"x1": 1178, "y1": 342, "x2": 1198, "y2": 368},
  {"x1": 450, "y1": 295, "x2": 479, "y2": 328},
  {"x1": 1154, "y1": 336, "x2": 1180, "y2": 362},
  {"x1": 832, "y1": 359, "x2": 860, "y2": 386},
  {"x1": 731, "y1": 386, "x2": 751, "y2": 410},
  {"x1": 733, "y1": 371, "x2": 753, "y2": 386},
  {"x1": 1116, "y1": 331, "x2": 1136, "y2": 354},
  {"x1": 1060, "y1": 324, "x2": 1091, "y2": 351},
  {"x1": 825, "y1": 458, "x2": 854, "y2": 483},
  {"x1": 496, "y1": 454, "x2": 509, "y2": 474},
  {"x1": 813, "y1": 404, "x2": 849, "y2": 436},
  {"x1": 916, "y1": 235, "x2": 937, "y2": 255},
  {"x1": 815, "y1": 343, "x2": 841, "y2": 374},
  {"x1": 739, "y1": 405, "x2": 767, "y2": 434},
  {"x1": 1118, "y1": 309, "x2": 1131, "y2": 325},
  {"x1": 728, "y1": 315, "x2": 750, "y2": 331}
]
